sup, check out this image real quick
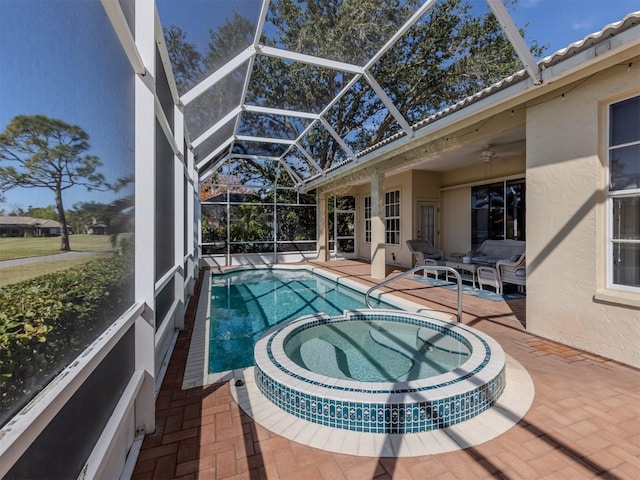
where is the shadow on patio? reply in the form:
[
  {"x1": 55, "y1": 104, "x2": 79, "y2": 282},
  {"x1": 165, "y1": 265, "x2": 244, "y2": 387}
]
[{"x1": 132, "y1": 261, "x2": 639, "y2": 479}]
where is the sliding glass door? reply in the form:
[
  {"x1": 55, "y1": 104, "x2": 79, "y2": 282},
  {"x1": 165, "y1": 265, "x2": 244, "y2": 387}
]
[{"x1": 471, "y1": 179, "x2": 525, "y2": 250}]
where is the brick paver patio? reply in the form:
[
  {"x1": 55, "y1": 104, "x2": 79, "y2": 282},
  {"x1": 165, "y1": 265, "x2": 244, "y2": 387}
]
[{"x1": 133, "y1": 261, "x2": 639, "y2": 479}]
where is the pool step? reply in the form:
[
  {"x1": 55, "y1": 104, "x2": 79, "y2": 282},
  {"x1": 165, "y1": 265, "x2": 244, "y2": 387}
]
[
  {"x1": 299, "y1": 337, "x2": 352, "y2": 380},
  {"x1": 417, "y1": 327, "x2": 469, "y2": 355}
]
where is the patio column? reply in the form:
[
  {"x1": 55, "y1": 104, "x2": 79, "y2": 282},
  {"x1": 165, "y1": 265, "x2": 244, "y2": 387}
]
[
  {"x1": 371, "y1": 169, "x2": 386, "y2": 279},
  {"x1": 316, "y1": 190, "x2": 329, "y2": 262}
]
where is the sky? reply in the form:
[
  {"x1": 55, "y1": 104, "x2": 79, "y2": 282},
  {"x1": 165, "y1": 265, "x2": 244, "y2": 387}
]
[
  {"x1": 507, "y1": 0, "x2": 640, "y2": 58},
  {"x1": 154, "y1": 0, "x2": 640, "y2": 60},
  {"x1": 1, "y1": 0, "x2": 638, "y2": 211},
  {"x1": 0, "y1": 0, "x2": 135, "y2": 213}
]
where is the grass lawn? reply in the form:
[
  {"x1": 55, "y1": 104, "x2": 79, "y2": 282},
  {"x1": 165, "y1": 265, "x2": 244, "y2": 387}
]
[
  {"x1": 0, "y1": 234, "x2": 113, "y2": 261},
  {"x1": 0, "y1": 252, "x2": 114, "y2": 287}
]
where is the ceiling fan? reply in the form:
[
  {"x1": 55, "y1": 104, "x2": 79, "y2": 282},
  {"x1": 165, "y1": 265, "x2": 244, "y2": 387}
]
[
  {"x1": 479, "y1": 147, "x2": 497, "y2": 162},
  {"x1": 477, "y1": 140, "x2": 524, "y2": 162}
]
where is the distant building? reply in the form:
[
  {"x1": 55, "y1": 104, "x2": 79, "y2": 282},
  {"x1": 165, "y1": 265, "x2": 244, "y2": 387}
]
[
  {"x1": 86, "y1": 221, "x2": 108, "y2": 235},
  {"x1": 0, "y1": 216, "x2": 65, "y2": 237}
]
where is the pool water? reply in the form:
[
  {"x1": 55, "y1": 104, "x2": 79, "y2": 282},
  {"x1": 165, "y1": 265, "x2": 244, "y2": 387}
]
[
  {"x1": 209, "y1": 268, "x2": 393, "y2": 373},
  {"x1": 283, "y1": 319, "x2": 470, "y2": 382}
]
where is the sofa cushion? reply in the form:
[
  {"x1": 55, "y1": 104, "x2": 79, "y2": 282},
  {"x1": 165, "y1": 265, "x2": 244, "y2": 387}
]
[
  {"x1": 472, "y1": 240, "x2": 525, "y2": 263},
  {"x1": 472, "y1": 256, "x2": 499, "y2": 265}
]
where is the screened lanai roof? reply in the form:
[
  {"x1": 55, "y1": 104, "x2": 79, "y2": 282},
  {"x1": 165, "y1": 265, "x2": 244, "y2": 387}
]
[{"x1": 153, "y1": 0, "x2": 631, "y2": 191}]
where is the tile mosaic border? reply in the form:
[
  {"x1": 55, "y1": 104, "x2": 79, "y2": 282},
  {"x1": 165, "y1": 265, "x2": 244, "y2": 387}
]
[
  {"x1": 231, "y1": 355, "x2": 535, "y2": 457},
  {"x1": 254, "y1": 310, "x2": 506, "y2": 433}
]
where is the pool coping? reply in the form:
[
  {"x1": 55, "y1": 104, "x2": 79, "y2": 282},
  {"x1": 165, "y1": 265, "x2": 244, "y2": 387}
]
[
  {"x1": 182, "y1": 265, "x2": 455, "y2": 390},
  {"x1": 230, "y1": 354, "x2": 534, "y2": 457}
]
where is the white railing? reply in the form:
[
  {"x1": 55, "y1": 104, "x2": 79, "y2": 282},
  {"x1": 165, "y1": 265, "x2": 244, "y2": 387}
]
[{"x1": 365, "y1": 265, "x2": 463, "y2": 322}]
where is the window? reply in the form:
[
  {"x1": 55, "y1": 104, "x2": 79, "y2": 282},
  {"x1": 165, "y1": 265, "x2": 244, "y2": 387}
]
[
  {"x1": 364, "y1": 196, "x2": 371, "y2": 243},
  {"x1": 385, "y1": 190, "x2": 400, "y2": 245},
  {"x1": 607, "y1": 95, "x2": 640, "y2": 290},
  {"x1": 471, "y1": 179, "x2": 525, "y2": 250}
]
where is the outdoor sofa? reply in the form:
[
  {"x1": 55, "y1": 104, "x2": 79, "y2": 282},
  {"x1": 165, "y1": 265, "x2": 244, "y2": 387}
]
[{"x1": 471, "y1": 240, "x2": 526, "y2": 294}]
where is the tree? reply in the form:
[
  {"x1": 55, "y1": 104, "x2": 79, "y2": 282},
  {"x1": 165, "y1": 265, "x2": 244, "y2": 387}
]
[
  {"x1": 166, "y1": 0, "x2": 542, "y2": 171},
  {"x1": 0, "y1": 115, "x2": 106, "y2": 250},
  {"x1": 26, "y1": 205, "x2": 58, "y2": 221}
]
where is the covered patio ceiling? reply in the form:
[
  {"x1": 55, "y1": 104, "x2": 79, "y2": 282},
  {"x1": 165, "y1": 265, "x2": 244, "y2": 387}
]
[{"x1": 155, "y1": 0, "x2": 541, "y2": 191}]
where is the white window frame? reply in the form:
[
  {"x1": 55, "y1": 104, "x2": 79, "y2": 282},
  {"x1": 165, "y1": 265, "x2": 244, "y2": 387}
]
[
  {"x1": 385, "y1": 190, "x2": 400, "y2": 246},
  {"x1": 606, "y1": 94, "x2": 640, "y2": 293},
  {"x1": 364, "y1": 195, "x2": 371, "y2": 243}
]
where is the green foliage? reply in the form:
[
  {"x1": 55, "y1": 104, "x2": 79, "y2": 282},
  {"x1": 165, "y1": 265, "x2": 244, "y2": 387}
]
[
  {"x1": 0, "y1": 255, "x2": 133, "y2": 424},
  {"x1": 24, "y1": 205, "x2": 58, "y2": 221},
  {"x1": 166, "y1": 0, "x2": 542, "y2": 171},
  {"x1": 164, "y1": 24, "x2": 204, "y2": 94},
  {"x1": 0, "y1": 114, "x2": 108, "y2": 251}
]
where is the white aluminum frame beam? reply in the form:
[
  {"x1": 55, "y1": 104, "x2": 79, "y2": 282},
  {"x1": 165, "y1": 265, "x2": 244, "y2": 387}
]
[
  {"x1": 235, "y1": 135, "x2": 296, "y2": 145},
  {"x1": 363, "y1": 71, "x2": 413, "y2": 137},
  {"x1": 155, "y1": 97, "x2": 181, "y2": 156},
  {"x1": 277, "y1": 158, "x2": 303, "y2": 185},
  {"x1": 253, "y1": 0, "x2": 271, "y2": 47},
  {"x1": 244, "y1": 105, "x2": 319, "y2": 120},
  {"x1": 293, "y1": 144, "x2": 323, "y2": 174},
  {"x1": 154, "y1": 8, "x2": 181, "y2": 104},
  {"x1": 319, "y1": 117, "x2": 356, "y2": 160},
  {"x1": 198, "y1": 159, "x2": 227, "y2": 183},
  {"x1": 181, "y1": 47, "x2": 254, "y2": 106},
  {"x1": 487, "y1": 0, "x2": 541, "y2": 84},
  {"x1": 196, "y1": 137, "x2": 233, "y2": 169},
  {"x1": 258, "y1": 45, "x2": 364, "y2": 74},
  {"x1": 365, "y1": 0, "x2": 439, "y2": 69},
  {"x1": 191, "y1": 106, "x2": 241, "y2": 149},
  {"x1": 229, "y1": 154, "x2": 282, "y2": 161},
  {"x1": 101, "y1": 0, "x2": 146, "y2": 75}
]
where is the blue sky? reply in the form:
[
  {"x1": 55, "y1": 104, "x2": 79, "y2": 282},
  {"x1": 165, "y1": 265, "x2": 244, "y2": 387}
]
[
  {"x1": 1, "y1": 0, "x2": 638, "y2": 211},
  {"x1": 155, "y1": 0, "x2": 640, "y2": 60},
  {"x1": 0, "y1": 0, "x2": 135, "y2": 212},
  {"x1": 507, "y1": 0, "x2": 639, "y2": 58}
]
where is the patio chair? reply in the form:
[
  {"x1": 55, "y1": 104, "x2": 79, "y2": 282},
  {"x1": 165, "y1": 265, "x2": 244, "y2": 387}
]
[
  {"x1": 497, "y1": 252, "x2": 526, "y2": 293},
  {"x1": 406, "y1": 239, "x2": 445, "y2": 278},
  {"x1": 477, "y1": 265, "x2": 501, "y2": 294}
]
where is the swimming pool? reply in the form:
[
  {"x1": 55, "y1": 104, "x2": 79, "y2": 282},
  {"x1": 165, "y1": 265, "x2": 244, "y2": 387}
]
[{"x1": 208, "y1": 267, "x2": 395, "y2": 373}]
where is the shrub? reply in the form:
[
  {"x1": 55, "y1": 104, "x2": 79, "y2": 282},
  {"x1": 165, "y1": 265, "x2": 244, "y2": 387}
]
[{"x1": 0, "y1": 254, "x2": 133, "y2": 426}]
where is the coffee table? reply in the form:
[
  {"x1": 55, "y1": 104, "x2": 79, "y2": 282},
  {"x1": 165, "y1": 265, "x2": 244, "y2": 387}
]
[{"x1": 445, "y1": 260, "x2": 478, "y2": 288}]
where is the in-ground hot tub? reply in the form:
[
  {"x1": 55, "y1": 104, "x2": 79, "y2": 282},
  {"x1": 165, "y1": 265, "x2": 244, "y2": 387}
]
[{"x1": 254, "y1": 310, "x2": 506, "y2": 433}]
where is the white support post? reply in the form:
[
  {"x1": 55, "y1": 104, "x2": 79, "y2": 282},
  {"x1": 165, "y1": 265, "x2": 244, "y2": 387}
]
[
  {"x1": 134, "y1": 0, "x2": 157, "y2": 435},
  {"x1": 371, "y1": 170, "x2": 386, "y2": 279},
  {"x1": 186, "y1": 146, "x2": 197, "y2": 295},
  {"x1": 316, "y1": 191, "x2": 328, "y2": 262},
  {"x1": 174, "y1": 105, "x2": 185, "y2": 330}
]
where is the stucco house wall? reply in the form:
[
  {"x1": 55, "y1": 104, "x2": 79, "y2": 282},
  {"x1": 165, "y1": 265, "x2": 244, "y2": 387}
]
[
  {"x1": 441, "y1": 188, "x2": 472, "y2": 257},
  {"x1": 526, "y1": 64, "x2": 640, "y2": 367}
]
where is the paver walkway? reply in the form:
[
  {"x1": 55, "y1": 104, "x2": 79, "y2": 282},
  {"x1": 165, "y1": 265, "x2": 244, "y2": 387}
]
[{"x1": 133, "y1": 261, "x2": 640, "y2": 479}]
